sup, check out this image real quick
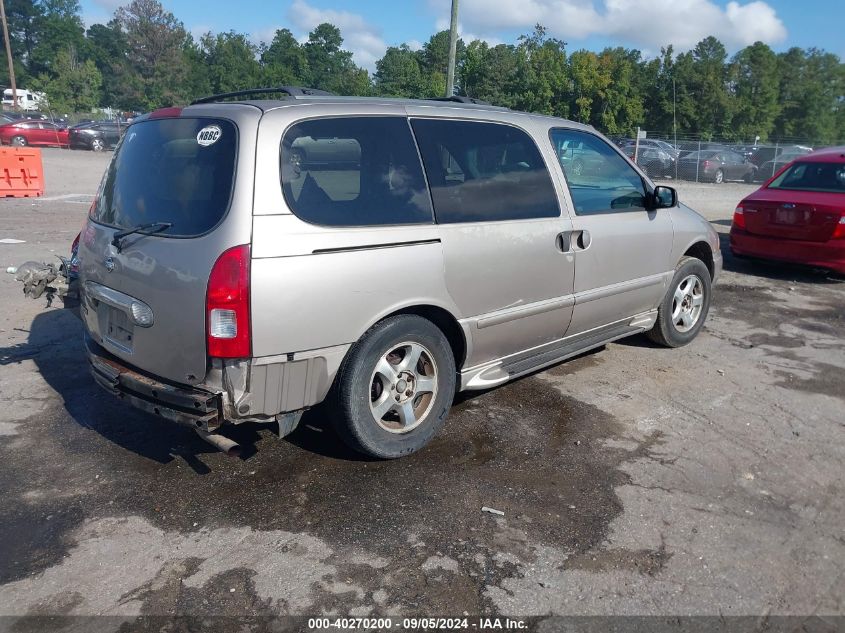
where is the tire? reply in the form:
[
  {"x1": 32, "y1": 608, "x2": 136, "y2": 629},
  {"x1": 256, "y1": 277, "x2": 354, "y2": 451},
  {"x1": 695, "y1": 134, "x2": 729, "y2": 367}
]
[
  {"x1": 91, "y1": 138, "x2": 105, "y2": 152},
  {"x1": 714, "y1": 169, "x2": 724, "y2": 184},
  {"x1": 332, "y1": 315, "x2": 456, "y2": 459},
  {"x1": 11, "y1": 135, "x2": 26, "y2": 147},
  {"x1": 647, "y1": 256, "x2": 712, "y2": 348}
]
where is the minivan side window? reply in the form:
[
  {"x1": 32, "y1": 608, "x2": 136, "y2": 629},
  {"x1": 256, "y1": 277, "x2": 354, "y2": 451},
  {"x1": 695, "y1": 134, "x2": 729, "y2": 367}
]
[
  {"x1": 411, "y1": 119, "x2": 560, "y2": 223},
  {"x1": 281, "y1": 117, "x2": 433, "y2": 226},
  {"x1": 550, "y1": 129, "x2": 647, "y2": 216}
]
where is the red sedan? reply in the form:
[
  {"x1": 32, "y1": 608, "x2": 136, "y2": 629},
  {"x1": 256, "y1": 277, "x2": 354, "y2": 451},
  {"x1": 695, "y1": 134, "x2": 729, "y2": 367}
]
[
  {"x1": 0, "y1": 119, "x2": 69, "y2": 148},
  {"x1": 730, "y1": 147, "x2": 845, "y2": 274}
]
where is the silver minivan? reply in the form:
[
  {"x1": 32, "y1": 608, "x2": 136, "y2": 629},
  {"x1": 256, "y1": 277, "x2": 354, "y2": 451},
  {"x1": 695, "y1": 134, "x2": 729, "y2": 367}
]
[{"x1": 79, "y1": 89, "x2": 722, "y2": 459}]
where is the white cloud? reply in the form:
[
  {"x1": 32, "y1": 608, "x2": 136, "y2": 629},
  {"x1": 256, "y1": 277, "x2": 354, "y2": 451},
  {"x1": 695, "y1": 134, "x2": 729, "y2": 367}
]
[
  {"x1": 251, "y1": 26, "x2": 284, "y2": 47},
  {"x1": 406, "y1": 39, "x2": 424, "y2": 52},
  {"x1": 287, "y1": 0, "x2": 387, "y2": 71},
  {"x1": 428, "y1": 0, "x2": 787, "y2": 51}
]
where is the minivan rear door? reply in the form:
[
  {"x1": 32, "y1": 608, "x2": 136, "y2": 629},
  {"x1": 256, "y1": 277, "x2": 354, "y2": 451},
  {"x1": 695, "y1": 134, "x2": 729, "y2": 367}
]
[{"x1": 78, "y1": 105, "x2": 258, "y2": 385}]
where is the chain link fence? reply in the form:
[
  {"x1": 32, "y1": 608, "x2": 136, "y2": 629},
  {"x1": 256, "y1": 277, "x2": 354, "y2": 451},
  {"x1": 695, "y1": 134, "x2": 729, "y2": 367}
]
[{"x1": 615, "y1": 132, "x2": 843, "y2": 185}]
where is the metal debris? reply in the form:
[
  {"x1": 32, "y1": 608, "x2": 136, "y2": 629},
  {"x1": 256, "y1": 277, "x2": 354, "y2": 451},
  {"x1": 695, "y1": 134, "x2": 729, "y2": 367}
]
[{"x1": 481, "y1": 506, "x2": 505, "y2": 516}]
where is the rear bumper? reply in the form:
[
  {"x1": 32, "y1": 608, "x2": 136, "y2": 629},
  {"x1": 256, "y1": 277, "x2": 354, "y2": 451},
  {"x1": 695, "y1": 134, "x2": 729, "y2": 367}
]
[
  {"x1": 86, "y1": 337, "x2": 223, "y2": 432},
  {"x1": 730, "y1": 230, "x2": 845, "y2": 274}
]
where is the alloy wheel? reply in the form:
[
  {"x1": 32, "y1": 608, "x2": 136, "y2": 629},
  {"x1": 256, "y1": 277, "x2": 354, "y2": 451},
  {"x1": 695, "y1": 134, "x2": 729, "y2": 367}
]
[
  {"x1": 671, "y1": 274, "x2": 705, "y2": 333},
  {"x1": 369, "y1": 341, "x2": 438, "y2": 434}
]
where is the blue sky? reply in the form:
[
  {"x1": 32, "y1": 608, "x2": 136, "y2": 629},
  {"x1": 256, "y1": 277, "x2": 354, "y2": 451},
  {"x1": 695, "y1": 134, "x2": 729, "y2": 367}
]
[{"x1": 79, "y1": 0, "x2": 843, "y2": 70}]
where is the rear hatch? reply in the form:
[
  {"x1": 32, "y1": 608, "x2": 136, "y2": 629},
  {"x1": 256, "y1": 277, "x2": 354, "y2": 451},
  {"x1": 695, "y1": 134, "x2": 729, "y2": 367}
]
[
  {"x1": 742, "y1": 166, "x2": 845, "y2": 242},
  {"x1": 78, "y1": 106, "x2": 258, "y2": 385}
]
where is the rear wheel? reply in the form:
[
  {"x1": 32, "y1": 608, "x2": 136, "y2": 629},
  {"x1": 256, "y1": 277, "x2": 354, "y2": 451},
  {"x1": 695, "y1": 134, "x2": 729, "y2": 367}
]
[
  {"x1": 91, "y1": 138, "x2": 105, "y2": 152},
  {"x1": 714, "y1": 169, "x2": 724, "y2": 184},
  {"x1": 333, "y1": 315, "x2": 456, "y2": 459},
  {"x1": 647, "y1": 257, "x2": 712, "y2": 348},
  {"x1": 11, "y1": 135, "x2": 26, "y2": 147}
]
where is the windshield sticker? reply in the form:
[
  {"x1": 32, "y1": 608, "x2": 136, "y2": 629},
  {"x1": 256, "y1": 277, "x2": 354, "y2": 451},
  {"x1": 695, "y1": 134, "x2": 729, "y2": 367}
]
[{"x1": 197, "y1": 125, "x2": 222, "y2": 147}]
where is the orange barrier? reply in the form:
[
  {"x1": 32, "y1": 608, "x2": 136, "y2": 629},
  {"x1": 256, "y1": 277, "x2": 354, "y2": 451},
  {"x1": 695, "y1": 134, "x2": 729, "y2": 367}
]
[{"x1": 0, "y1": 147, "x2": 44, "y2": 198}]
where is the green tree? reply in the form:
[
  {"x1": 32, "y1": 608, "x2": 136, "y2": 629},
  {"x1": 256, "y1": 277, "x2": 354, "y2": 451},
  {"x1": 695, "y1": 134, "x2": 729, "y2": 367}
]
[
  {"x1": 674, "y1": 37, "x2": 733, "y2": 139},
  {"x1": 302, "y1": 23, "x2": 371, "y2": 95},
  {"x1": 201, "y1": 31, "x2": 261, "y2": 94},
  {"x1": 260, "y1": 28, "x2": 309, "y2": 86},
  {"x1": 31, "y1": 46, "x2": 101, "y2": 113},
  {"x1": 459, "y1": 41, "x2": 521, "y2": 107},
  {"x1": 729, "y1": 42, "x2": 780, "y2": 141},
  {"x1": 113, "y1": 0, "x2": 189, "y2": 109},
  {"x1": 86, "y1": 21, "x2": 128, "y2": 107},
  {"x1": 374, "y1": 45, "x2": 425, "y2": 97},
  {"x1": 593, "y1": 48, "x2": 645, "y2": 135},
  {"x1": 418, "y1": 30, "x2": 464, "y2": 96},
  {"x1": 513, "y1": 25, "x2": 568, "y2": 117},
  {"x1": 28, "y1": 0, "x2": 86, "y2": 77},
  {"x1": 774, "y1": 48, "x2": 843, "y2": 143}
]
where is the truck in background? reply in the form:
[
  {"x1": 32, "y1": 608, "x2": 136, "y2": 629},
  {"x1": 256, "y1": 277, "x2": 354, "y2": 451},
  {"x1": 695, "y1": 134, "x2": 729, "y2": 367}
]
[{"x1": 2, "y1": 89, "x2": 46, "y2": 112}]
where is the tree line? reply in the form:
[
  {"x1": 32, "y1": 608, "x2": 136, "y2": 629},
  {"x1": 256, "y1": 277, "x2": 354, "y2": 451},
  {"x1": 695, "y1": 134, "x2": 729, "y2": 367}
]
[{"x1": 3, "y1": 0, "x2": 844, "y2": 144}]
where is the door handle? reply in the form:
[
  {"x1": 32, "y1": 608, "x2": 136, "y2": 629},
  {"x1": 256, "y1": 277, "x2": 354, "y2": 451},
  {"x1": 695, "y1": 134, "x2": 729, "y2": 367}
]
[
  {"x1": 574, "y1": 230, "x2": 591, "y2": 250},
  {"x1": 555, "y1": 232, "x2": 571, "y2": 252},
  {"x1": 556, "y1": 230, "x2": 591, "y2": 252}
]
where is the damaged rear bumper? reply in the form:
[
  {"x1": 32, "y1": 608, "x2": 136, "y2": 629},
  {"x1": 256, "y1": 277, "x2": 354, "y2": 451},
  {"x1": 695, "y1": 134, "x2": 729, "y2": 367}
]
[{"x1": 86, "y1": 337, "x2": 223, "y2": 432}]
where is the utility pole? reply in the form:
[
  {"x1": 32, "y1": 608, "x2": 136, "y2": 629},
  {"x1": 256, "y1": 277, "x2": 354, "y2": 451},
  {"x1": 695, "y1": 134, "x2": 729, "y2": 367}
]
[
  {"x1": 0, "y1": 0, "x2": 16, "y2": 111},
  {"x1": 445, "y1": 0, "x2": 458, "y2": 97}
]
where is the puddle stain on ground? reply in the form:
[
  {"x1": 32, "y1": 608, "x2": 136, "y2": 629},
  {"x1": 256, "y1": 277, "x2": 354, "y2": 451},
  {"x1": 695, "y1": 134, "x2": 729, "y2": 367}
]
[{"x1": 0, "y1": 310, "x2": 672, "y2": 615}]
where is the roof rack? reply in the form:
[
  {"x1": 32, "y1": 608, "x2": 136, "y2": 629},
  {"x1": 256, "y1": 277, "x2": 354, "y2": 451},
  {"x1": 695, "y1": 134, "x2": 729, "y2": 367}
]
[
  {"x1": 430, "y1": 96, "x2": 492, "y2": 106},
  {"x1": 190, "y1": 86, "x2": 334, "y2": 105}
]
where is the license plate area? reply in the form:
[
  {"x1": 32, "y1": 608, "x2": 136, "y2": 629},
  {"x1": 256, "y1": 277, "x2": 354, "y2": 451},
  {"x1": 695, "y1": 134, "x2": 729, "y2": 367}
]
[
  {"x1": 103, "y1": 305, "x2": 134, "y2": 353},
  {"x1": 774, "y1": 208, "x2": 801, "y2": 225}
]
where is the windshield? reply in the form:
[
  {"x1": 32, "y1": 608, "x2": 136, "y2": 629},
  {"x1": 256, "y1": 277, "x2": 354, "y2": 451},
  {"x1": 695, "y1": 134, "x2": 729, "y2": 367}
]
[
  {"x1": 768, "y1": 162, "x2": 845, "y2": 193},
  {"x1": 90, "y1": 117, "x2": 237, "y2": 236}
]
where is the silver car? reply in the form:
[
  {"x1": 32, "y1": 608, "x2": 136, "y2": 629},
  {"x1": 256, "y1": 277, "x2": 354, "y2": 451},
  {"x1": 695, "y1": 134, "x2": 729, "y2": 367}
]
[{"x1": 79, "y1": 89, "x2": 722, "y2": 459}]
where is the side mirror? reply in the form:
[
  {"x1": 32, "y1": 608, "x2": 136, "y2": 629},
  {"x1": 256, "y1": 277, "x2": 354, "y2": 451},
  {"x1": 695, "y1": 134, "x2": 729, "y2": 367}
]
[{"x1": 650, "y1": 185, "x2": 677, "y2": 209}]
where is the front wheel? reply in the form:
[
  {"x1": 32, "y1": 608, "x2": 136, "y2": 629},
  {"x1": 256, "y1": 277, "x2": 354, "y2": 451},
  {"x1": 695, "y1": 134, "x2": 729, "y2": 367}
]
[
  {"x1": 91, "y1": 138, "x2": 105, "y2": 152},
  {"x1": 647, "y1": 257, "x2": 712, "y2": 348},
  {"x1": 714, "y1": 169, "x2": 724, "y2": 184},
  {"x1": 332, "y1": 315, "x2": 456, "y2": 459}
]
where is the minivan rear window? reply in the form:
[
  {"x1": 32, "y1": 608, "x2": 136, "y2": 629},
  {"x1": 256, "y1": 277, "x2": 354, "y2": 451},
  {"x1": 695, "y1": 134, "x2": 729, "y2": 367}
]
[{"x1": 90, "y1": 117, "x2": 237, "y2": 236}]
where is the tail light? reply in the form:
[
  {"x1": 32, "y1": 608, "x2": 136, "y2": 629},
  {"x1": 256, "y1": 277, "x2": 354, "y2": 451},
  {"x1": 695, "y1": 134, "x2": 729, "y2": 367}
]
[
  {"x1": 69, "y1": 232, "x2": 81, "y2": 274},
  {"x1": 732, "y1": 206, "x2": 746, "y2": 230},
  {"x1": 206, "y1": 244, "x2": 251, "y2": 358},
  {"x1": 832, "y1": 216, "x2": 845, "y2": 240}
]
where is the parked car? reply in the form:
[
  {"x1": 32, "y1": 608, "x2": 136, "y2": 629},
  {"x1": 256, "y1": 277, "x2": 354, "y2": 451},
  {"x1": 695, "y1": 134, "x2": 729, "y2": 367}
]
[
  {"x1": 730, "y1": 147, "x2": 845, "y2": 274},
  {"x1": 0, "y1": 119, "x2": 69, "y2": 147},
  {"x1": 754, "y1": 147, "x2": 814, "y2": 181},
  {"x1": 79, "y1": 89, "x2": 721, "y2": 459},
  {"x1": 676, "y1": 141, "x2": 730, "y2": 157},
  {"x1": 69, "y1": 121, "x2": 124, "y2": 151},
  {"x1": 623, "y1": 144, "x2": 675, "y2": 178},
  {"x1": 625, "y1": 139, "x2": 680, "y2": 160},
  {"x1": 750, "y1": 144, "x2": 813, "y2": 167},
  {"x1": 676, "y1": 149, "x2": 757, "y2": 183}
]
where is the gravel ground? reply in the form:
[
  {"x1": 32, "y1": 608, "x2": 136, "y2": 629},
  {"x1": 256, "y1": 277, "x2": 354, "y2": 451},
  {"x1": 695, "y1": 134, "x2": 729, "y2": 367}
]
[{"x1": 0, "y1": 149, "x2": 842, "y2": 629}]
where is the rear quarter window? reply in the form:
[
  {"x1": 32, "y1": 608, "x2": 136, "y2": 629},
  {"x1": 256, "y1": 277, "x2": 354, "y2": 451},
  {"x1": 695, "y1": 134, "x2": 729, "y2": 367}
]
[
  {"x1": 280, "y1": 117, "x2": 433, "y2": 226},
  {"x1": 90, "y1": 117, "x2": 237, "y2": 237}
]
